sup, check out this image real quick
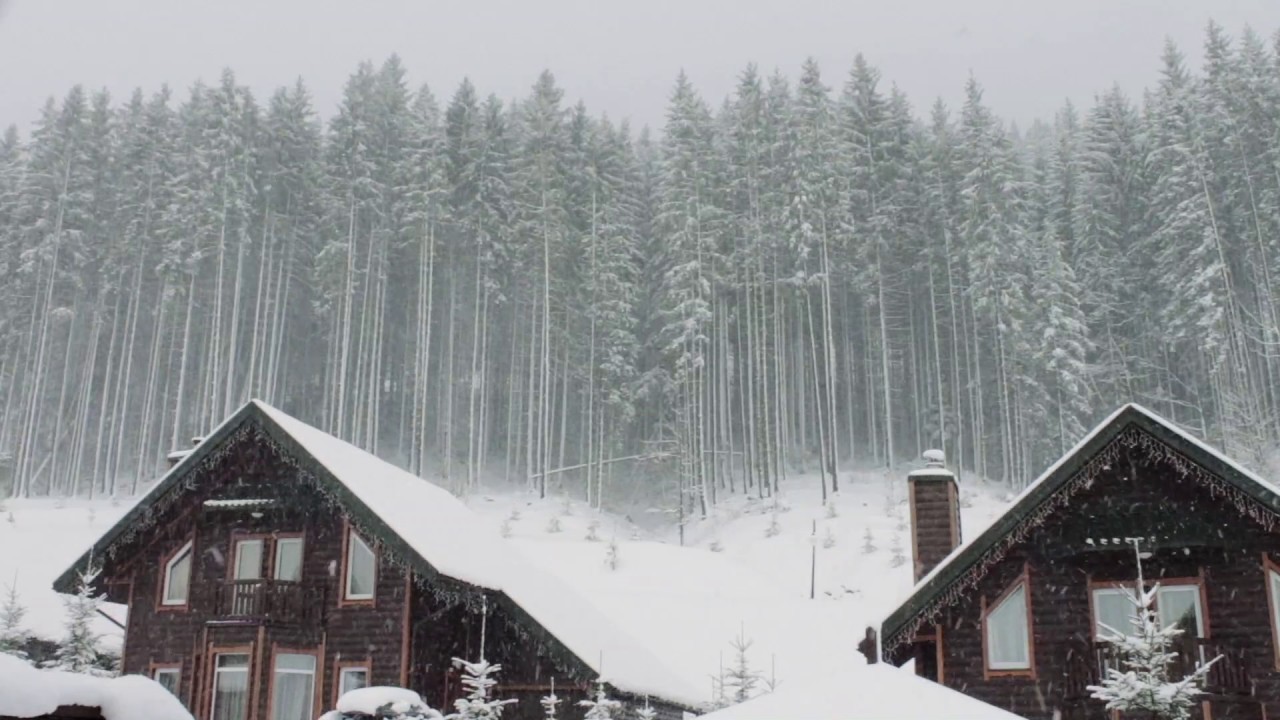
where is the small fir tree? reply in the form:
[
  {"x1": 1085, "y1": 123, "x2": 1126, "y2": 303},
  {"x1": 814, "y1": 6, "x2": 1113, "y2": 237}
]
[
  {"x1": 724, "y1": 627, "x2": 761, "y2": 703},
  {"x1": 450, "y1": 657, "x2": 516, "y2": 719},
  {"x1": 46, "y1": 564, "x2": 113, "y2": 676},
  {"x1": 578, "y1": 679, "x2": 622, "y2": 720},
  {"x1": 585, "y1": 519, "x2": 601, "y2": 542},
  {"x1": 861, "y1": 527, "x2": 877, "y2": 554},
  {"x1": 1087, "y1": 541, "x2": 1219, "y2": 720},
  {"x1": 889, "y1": 532, "x2": 906, "y2": 568},
  {"x1": 545, "y1": 516, "x2": 562, "y2": 534},
  {"x1": 822, "y1": 526, "x2": 836, "y2": 549},
  {"x1": 604, "y1": 538, "x2": 620, "y2": 571},
  {"x1": 539, "y1": 679, "x2": 560, "y2": 719},
  {"x1": 764, "y1": 513, "x2": 781, "y2": 538},
  {"x1": 0, "y1": 580, "x2": 29, "y2": 662}
]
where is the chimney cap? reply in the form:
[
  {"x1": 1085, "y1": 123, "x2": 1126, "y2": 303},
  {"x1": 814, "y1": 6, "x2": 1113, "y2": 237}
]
[{"x1": 908, "y1": 449, "x2": 955, "y2": 480}]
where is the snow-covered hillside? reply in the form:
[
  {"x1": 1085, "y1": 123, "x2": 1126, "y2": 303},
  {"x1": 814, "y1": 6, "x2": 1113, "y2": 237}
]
[{"x1": 1, "y1": 465, "x2": 1011, "y2": 697}]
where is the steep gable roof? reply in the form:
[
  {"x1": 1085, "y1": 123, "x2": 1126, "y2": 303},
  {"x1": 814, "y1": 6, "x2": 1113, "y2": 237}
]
[
  {"x1": 880, "y1": 403, "x2": 1280, "y2": 655},
  {"x1": 54, "y1": 400, "x2": 704, "y2": 708}
]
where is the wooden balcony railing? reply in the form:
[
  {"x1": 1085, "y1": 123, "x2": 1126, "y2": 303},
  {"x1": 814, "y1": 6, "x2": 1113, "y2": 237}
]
[
  {"x1": 211, "y1": 580, "x2": 324, "y2": 625},
  {"x1": 1064, "y1": 636, "x2": 1252, "y2": 701}
]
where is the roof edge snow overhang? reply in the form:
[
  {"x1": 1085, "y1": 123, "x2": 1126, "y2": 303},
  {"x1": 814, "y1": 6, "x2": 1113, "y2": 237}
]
[{"x1": 879, "y1": 403, "x2": 1280, "y2": 655}]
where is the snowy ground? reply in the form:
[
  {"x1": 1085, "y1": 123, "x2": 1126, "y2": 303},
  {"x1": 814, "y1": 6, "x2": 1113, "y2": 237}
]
[{"x1": 0, "y1": 463, "x2": 1012, "y2": 699}]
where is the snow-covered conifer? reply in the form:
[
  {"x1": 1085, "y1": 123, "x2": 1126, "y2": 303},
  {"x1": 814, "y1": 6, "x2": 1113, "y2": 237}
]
[
  {"x1": 724, "y1": 627, "x2": 761, "y2": 703},
  {"x1": 861, "y1": 527, "x2": 877, "y2": 554},
  {"x1": 0, "y1": 580, "x2": 29, "y2": 662},
  {"x1": 889, "y1": 532, "x2": 906, "y2": 568},
  {"x1": 46, "y1": 565, "x2": 112, "y2": 676},
  {"x1": 578, "y1": 679, "x2": 622, "y2": 720},
  {"x1": 604, "y1": 538, "x2": 620, "y2": 571},
  {"x1": 449, "y1": 657, "x2": 516, "y2": 719},
  {"x1": 1087, "y1": 542, "x2": 1219, "y2": 719}
]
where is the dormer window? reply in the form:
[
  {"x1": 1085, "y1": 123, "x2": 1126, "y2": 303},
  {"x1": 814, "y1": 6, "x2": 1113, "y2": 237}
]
[
  {"x1": 162, "y1": 541, "x2": 193, "y2": 606},
  {"x1": 983, "y1": 570, "x2": 1033, "y2": 675}
]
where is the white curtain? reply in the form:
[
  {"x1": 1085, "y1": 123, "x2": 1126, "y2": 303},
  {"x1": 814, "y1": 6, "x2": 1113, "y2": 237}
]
[
  {"x1": 986, "y1": 585, "x2": 1029, "y2": 668},
  {"x1": 271, "y1": 654, "x2": 315, "y2": 720},
  {"x1": 212, "y1": 658, "x2": 249, "y2": 720}
]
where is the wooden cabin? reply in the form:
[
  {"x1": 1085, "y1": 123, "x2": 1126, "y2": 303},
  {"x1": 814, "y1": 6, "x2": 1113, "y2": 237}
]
[
  {"x1": 53, "y1": 401, "x2": 699, "y2": 720},
  {"x1": 873, "y1": 404, "x2": 1280, "y2": 719}
]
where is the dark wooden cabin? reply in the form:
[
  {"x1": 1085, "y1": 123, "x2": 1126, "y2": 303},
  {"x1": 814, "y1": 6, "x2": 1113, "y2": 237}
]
[
  {"x1": 53, "y1": 400, "x2": 698, "y2": 720},
  {"x1": 874, "y1": 404, "x2": 1280, "y2": 720}
]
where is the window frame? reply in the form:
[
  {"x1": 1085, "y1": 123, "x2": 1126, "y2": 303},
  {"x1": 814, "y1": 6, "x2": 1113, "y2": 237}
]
[
  {"x1": 340, "y1": 522, "x2": 377, "y2": 605},
  {"x1": 268, "y1": 647, "x2": 320, "y2": 720},
  {"x1": 333, "y1": 658, "x2": 373, "y2": 705},
  {"x1": 150, "y1": 662, "x2": 182, "y2": 698},
  {"x1": 208, "y1": 650, "x2": 253, "y2": 720},
  {"x1": 158, "y1": 539, "x2": 194, "y2": 609},
  {"x1": 231, "y1": 536, "x2": 266, "y2": 581},
  {"x1": 1089, "y1": 576, "x2": 1208, "y2": 643},
  {"x1": 273, "y1": 535, "x2": 305, "y2": 582},
  {"x1": 981, "y1": 565, "x2": 1035, "y2": 679},
  {"x1": 1264, "y1": 555, "x2": 1280, "y2": 670}
]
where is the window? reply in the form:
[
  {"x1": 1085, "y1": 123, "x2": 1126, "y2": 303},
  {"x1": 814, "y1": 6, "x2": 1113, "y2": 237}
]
[
  {"x1": 162, "y1": 541, "x2": 193, "y2": 606},
  {"x1": 233, "y1": 538, "x2": 264, "y2": 580},
  {"x1": 271, "y1": 653, "x2": 316, "y2": 720},
  {"x1": 274, "y1": 537, "x2": 303, "y2": 582},
  {"x1": 337, "y1": 666, "x2": 369, "y2": 698},
  {"x1": 1092, "y1": 583, "x2": 1204, "y2": 641},
  {"x1": 985, "y1": 581, "x2": 1031, "y2": 671},
  {"x1": 211, "y1": 653, "x2": 250, "y2": 720},
  {"x1": 344, "y1": 531, "x2": 375, "y2": 601},
  {"x1": 153, "y1": 667, "x2": 180, "y2": 695},
  {"x1": 1092, "y1": 587, "x2": 1138, "y2": 640}
]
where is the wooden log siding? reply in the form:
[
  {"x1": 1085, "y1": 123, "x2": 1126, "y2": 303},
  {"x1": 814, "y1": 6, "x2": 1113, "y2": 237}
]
[{"x1": 914, "y1": 443, "x2": 1277, "y2": 720}]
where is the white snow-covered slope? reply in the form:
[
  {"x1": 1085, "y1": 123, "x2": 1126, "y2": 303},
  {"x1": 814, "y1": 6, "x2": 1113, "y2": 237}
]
[{"x1": 0, "y1": 497, "x2": 129, "y2": 650}]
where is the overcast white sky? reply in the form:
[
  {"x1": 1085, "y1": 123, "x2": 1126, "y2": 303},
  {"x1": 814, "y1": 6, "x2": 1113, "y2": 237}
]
[{"x1": 1, "y1": 0, "x2": 1278, "y2": 133}]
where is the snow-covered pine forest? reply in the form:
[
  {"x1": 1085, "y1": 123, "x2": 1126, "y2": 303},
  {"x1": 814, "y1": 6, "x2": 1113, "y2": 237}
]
[{"x1": 1, "y1": 22, "x2": 1278, "y2": 510}]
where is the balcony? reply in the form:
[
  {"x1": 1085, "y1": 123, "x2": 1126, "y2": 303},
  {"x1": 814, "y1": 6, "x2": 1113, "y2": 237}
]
[
  {"x1": 1064, "y1": 636, "x2": 1253, "y2": 702},
  {"x1": 210, "y1": 580, "x2": 326, "y2": 625}
]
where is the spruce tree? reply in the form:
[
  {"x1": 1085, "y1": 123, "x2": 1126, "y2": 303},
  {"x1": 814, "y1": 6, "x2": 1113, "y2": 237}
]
[
  {"x1": 46, "y1": 565, "x2": 113, "y2": 676},
  {"x1": 0, "y1": 580, "x2": 29, "y2": 662}
]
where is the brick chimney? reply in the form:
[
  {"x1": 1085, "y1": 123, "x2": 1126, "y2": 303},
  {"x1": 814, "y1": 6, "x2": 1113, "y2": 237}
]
[
  {"x1": 165, "y1": 435, "x2": 205, "y2": 468},
  {"x1": 908, "y1": 449, "x2": 961, "y2": 582}
]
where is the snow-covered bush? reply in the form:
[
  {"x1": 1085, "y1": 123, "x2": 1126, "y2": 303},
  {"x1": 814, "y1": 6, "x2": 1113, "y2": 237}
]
[
  {"x1": 45, "y1": 565, "x2": 113, "y2": 677},
  {"x1": 499, "y1": 518, "x2": 513, "y2": 538},
  {"x1": 0, "y1": 580, "x2": 29, "y2": 662},
  {"x1": 319, "y1": 686, "x2": 443, "y2": 719},
  {"x1": 764, "y1": 513, "x2": 781, "y2": 538},
  {"x1": 824, "y1": 501, "x2": 838, "y2": 519},
  {"x1": 861, "y1": 527, "x2": 877, "y2": 554},
  {"x1": 1087, "y1": 546, "x2": 1219, "y2": 720},
  {"x1": 585, "y1": 519, "x2": 601, "y2": 542},
  {"x1": 545, "y1": 516, "x2": 562, "y2": 534},
  {"x1": 708, "y1": 539, "x2": 724, "y2": 553}
]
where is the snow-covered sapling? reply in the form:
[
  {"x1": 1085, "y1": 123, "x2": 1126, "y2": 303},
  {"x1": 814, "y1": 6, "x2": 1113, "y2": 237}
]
[
  {"x1": 861, "y1": 527, "x2": 877, "y2": 554},
  {"x1": 709, "y1": 539, "x2": 724, "y2": 553},
  {"x1": 451, "y1": 656, "x2": 517, "y2": 719},
  {"x1": 889, "y1": 532, "x2": 906, "y2": 568},
  {"x1": 1087, "y1": 541, "x2": 1219, "y2": 720},
  {"x1": 585, "y1": 519, "x2": 601, "y2": 542},
  {"x1": 545, "y1": 516, "x2": 562, "y2": 534},
  {"x1": 822, "y1": 526, "x2": 836, "y2": 549},
  {"x1": 724, "y1": 626, "x2": 761, "y2": 704},
  {"x1": 499, "y1": 518, "x2": 513, "y2": 538},
  {"x1": 0, "y1": 580, "x2": 29, "y2": 662},
  {"x1": 540, "y1": 679, "x2": 560, "y2": 719},
  {"x1": 635, "y1": 697, "x2": 658, "y2": 720},
  {"x1": 46, "y1": 564, "x2": 113, "y2": 676},
  {"x1": 578, "y1": 679, "x2": 622, "y2": 720},
  {"x1": 604, "y1": 538, "x2": 620, "y2": 571},
  {"x1": 560, "y1": 496, "x2": 572, "y2": 516},
  {"x1": 824, "y1": 500, "x2": 838, "y2": 519},
  {"x1": 764, "y1": 513, "x2": 781, "y2": 538}
]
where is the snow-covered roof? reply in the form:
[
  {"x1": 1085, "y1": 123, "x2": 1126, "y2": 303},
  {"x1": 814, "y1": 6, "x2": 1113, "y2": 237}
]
[
  {"x1": 57, "y1": 400, "x2": 704, "y2": 709},
  {"x1": 697, "y1": 664, "x2": 1025, "y2": 720},
  {"x1": 880, "y1": 403, "x2": 1280, "y2": 653},
  {"x1": 0, "y1": 654, "x2": 192, "y2": 720}
]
